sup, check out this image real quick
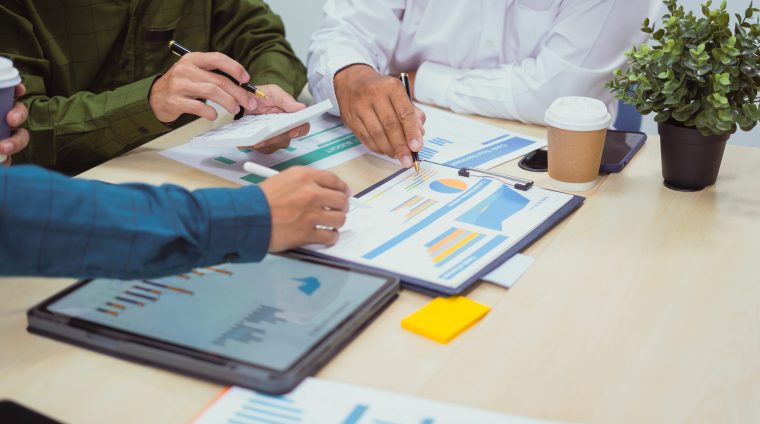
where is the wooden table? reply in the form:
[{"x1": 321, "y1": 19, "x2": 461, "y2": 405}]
[{"x1": 2, "y1": 112, "x2": 759, "y2": 423}]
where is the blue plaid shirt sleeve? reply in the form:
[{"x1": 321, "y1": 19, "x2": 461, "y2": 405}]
[{"x1": 0, "y1": 165, "x2": 271, "y2": 278}]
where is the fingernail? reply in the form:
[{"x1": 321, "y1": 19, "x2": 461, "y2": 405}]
[
  {"x1": 1, "y1": 142, "x2": 12, "y2": 154},
  {"x1": 400, "y1": 155, "x2": 413, "y2": 168},
  {"x1": 248, "y1": 99, "x2": 257, "y2": 110},
  {"x1": 410, "y1": 139, "x2": 422, "y2": 151},
  {"x1": 243, "y1": 72, "x2": 250, "y2": 82}
]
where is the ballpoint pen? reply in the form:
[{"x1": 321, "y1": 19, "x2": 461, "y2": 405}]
[
  {"x1": 399, "y1": 73, "x2": 421, "y2": 174},
  {"x1": 243, "y1": 161, "x2": 371, "y2": 209},
  {"x1": 168, "y1": 40, "x2": 268, "y2": 101}
]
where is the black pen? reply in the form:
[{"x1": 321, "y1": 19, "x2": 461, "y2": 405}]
[
  {"x1": 399, "y1": 72, "x2": 421, "y2": 174},
  {"x1": 168, "y1": 40, "x2": 268, "y2": 100}
]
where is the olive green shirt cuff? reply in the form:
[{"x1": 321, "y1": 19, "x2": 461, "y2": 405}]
[{"x1": 110, "y1": 75, "x2": 171, "y2": 142}]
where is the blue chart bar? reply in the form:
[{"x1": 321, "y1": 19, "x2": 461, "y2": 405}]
[
  {"x1": 363, "y1": 180, "x2": 491, "y2": 260},
  {"x1": 418, "y1": 146, "x2": 438, "y2": 161},
  {"x1": 124, "y1": 290, "x2": 157, "y2": 302},
  {"x1": 230, "y1": 395, "x2": 303, "y2": 424},
  {"x1": 440, "y1": 235, "x2": 509, "y2": 280},
  {"x1": 428, "y1": 137, "x2": 453, "y2": 147},
  {"x1": 435, "y1": 234, "x2": 486, "y2": 268},
  {"x1": 425, "y1": 227, "x2": 458, "y2": 247},
  {"x1": 445, "y1": 137, "x2": 534, "y2": 168},
  {"x1": 342, "y1": 404, "x2": 369, "y2": 424},
  {"x1": 421, "y1": 419, "x2": 436, "y2": 424},
  {"x1": 481, "y1": 134, "x2": 511, "y2": 145}
]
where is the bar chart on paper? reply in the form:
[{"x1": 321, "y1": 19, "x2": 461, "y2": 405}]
[
  {"x1": 308, "y1": 162, "x2": 575, "y2": 291},
  {"x1": 192, "y1": 378, "x2": 555, "y2": 424}
]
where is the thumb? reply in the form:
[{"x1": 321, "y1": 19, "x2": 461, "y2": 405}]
[{"x1": 268, "y1": 86, "x2": 305, "y2": 113}]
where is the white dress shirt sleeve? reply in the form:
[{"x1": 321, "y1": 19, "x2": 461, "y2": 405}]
[
  {"x1": 307, "y1": 0, "x2": 406, "y2": 116},
  {"x1": 415, "y1": 0, "x2": 660, "y2": 124}
]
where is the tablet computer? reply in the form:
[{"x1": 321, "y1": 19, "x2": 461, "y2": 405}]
[{"x1": 27, "y1": 254, "x2": 398, "y2": 394}]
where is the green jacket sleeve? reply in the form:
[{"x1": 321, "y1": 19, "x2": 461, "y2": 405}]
[
  {"x1": 210, "y1": 0, "x2": 307, "y2": 98},
  {"x1": 0, "y1": 3, "x2": 168, "y2": 173}
]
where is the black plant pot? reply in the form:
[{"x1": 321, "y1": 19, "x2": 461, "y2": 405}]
[{"x1": 657, "y1": 121, "x2": 729, "y2": 192}]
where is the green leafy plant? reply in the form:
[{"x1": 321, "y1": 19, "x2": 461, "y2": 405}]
[{"x1": 608, "y1": 0, "x2": 760, "y2": 136}]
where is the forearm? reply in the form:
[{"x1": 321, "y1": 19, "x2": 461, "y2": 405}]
[
  {"x1": 307, "y1": 0, "x2": 402, "y2": 115},
  {"x1": 16, "y1": 76, "x2": 169, "y2": 171},
  {"x1": 0, "y1": 166, "x2": 271, "y2": 279},
  {"x1": 414, "y1": 61, "x2": 616, "y2": 124}
]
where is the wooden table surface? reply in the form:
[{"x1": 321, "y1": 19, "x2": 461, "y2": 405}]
[{"x1": 2, "y1": 111, "x2": 759, "y2": 423}]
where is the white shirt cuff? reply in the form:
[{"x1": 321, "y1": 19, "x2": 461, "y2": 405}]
[{"x1": 415, "y1": 62, "x2": 467, "y2": 109}]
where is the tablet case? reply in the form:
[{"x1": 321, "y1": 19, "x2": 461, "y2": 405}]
[{"x1": 300, "y1": 169, "x2": 585, "y2": 297}]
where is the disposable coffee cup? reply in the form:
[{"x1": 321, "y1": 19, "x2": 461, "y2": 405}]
[
  {"x1": 0, "y1": 57, "x2": 22, "y2": 162},
  {"x1": 544, "y1": 97, "x2": 611, "y2": 191}
]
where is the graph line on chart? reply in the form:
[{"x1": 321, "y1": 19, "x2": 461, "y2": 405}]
[
  {"x1": 364, "y1": 168, "x2": 439, "y2": 202},
  {"x1": 390, "y1": 195, "x2": 438, "y2": 220}
]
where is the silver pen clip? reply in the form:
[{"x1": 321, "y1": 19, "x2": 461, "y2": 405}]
[{"x1": 456, "y1": 167, "x2": 534, "y2": 191}]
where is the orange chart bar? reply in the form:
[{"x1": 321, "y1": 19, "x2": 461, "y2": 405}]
[{"x1": 206, "y1": 266, "x2": 233, "y2": 276}]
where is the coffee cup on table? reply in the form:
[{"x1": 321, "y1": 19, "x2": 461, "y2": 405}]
[
  {"x1": 544, "y1": 97, "x2": 612, "y2": 192},
  {"x1": 0, "y1": 57, "x2": 22, "y2": 163}
]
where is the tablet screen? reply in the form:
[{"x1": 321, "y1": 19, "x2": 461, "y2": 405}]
[{"x1": 46, "y1": 255, "x2": 391, "y2": 372}]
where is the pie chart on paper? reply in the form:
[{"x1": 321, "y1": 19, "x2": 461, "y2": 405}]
[{"x1": 429, "y1": 178, "x2": 468, "y2": 194}]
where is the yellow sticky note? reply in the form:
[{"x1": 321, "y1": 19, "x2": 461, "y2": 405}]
[{"x1": 401, "y1": 296, "x2": 490, "y2": 344}]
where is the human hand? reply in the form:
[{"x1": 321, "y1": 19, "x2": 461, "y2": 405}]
[
  {"x1": 149, "y1": 52, "x2": 259, "y2": 123},
  {"x1": 1, "y1": 84, "x2": 29, "y2": 165},
  {"x1": 259, "y1": 167, "x2": 350, "y2": 251},
  {"x1": 333, "y1": 64, "x2": 426, "y2": 168},
  {"x1": 239, "y1": 84, "x2": 311, "y2": 155}
]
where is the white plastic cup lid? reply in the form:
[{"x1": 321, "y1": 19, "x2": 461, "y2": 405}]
[
  {"x1": 0, "y1": 57, "x2": 21, "y2": 88},
  {"x1": 544, "y1": 96, "x2": 611, "y2": 132}
]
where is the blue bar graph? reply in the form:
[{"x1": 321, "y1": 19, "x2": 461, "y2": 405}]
[
  {"x1": 418, "y1": 146, "x2": 438, "y2": 161},
  {"x1": 427, "y1": 137, "x2": 454, "y2": 147},
  {"x1": 342, "y1": 405, "x2": 369, "y2": 424}
]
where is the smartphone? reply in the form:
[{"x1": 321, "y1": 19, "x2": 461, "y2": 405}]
[{"x1": 518, "y1": 130, "x2": 647, "y2": 174}]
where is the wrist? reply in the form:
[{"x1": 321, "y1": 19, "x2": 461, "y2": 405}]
[{"x1": 334, "y1": 64, "x2": 377, "y2": 91}]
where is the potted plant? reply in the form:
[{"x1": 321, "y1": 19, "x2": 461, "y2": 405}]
[{"x1": 609, "y1": 0, "x2": 760, "y2": 191}]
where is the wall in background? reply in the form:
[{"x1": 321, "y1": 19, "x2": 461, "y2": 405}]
[{"x1": 268, "y1": 0, "x2": 759, "y2": 147}]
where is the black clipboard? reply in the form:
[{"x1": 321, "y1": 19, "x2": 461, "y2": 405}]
[{"x1": 300, "y1": 168, "x2": 585, "y2": 296}]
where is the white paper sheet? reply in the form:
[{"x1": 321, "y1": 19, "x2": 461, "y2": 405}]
[
  {"x1": 483, "y1": 254, "x2": 536, "y2": 288},
  {"x1": 193, "y1": 378, "x2": 562, "y2": 424}
]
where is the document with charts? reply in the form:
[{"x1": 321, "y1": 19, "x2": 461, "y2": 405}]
[
  {"x1": 192, "y1": 378, "x2": 560, "y2": 424},
  {"x1": 305, "y1": 162, "x2": 583, "y2": 295},
  {"x1": 159, "y1": 104, "x2": 545, "y2": 186}
]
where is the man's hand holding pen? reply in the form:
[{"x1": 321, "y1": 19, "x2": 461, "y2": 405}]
[
  {"x1": 333, "y1": 64, "x2": 425, "y2": 169},
  {"x1": 148, "y1": 42, "x2": 309, "y2": 153},
  {"x1": 149, "y1": 51, "x2": 258, "y2": 123}
]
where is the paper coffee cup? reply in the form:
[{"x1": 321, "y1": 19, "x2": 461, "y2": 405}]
[
  {"x1": 0, "y1": 57, "x2": 22, "y2": 162},
  {"x1": 544, "y1": 97, "x2": 611, "y2": 191}
]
